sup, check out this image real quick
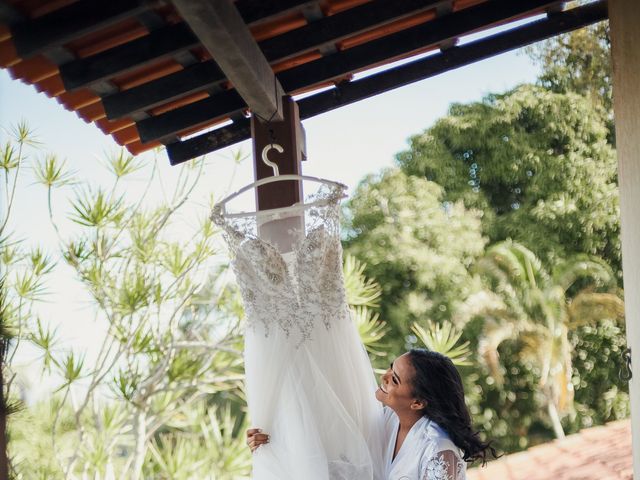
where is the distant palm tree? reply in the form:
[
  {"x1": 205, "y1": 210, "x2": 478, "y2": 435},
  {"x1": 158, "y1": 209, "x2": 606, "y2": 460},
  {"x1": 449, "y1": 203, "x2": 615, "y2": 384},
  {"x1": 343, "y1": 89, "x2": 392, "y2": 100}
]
[{"x1": 457, "y1": 240, "x2": 624, "y2": 439}]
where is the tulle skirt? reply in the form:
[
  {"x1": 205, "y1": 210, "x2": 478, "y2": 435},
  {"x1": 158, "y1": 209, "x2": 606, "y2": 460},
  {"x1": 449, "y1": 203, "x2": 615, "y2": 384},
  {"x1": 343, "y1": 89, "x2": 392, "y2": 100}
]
[{"x1": 243, "y1": 311, "x2": 385, "y2": 480}]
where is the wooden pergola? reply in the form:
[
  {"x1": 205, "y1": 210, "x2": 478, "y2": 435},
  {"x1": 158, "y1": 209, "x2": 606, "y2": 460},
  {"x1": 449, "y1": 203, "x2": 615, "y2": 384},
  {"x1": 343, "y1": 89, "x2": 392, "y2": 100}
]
[{"x1": 1, "y1": 0, "x2": 639, "y2": 475}]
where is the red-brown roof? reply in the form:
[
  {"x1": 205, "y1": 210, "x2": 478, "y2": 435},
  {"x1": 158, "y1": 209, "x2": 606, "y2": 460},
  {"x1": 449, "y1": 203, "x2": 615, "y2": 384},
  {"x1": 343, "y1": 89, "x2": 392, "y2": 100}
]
[
  {"x1": 0, "y1": 0, "x2": 607, "y2": 163},
  {"x1": 468, "y1": 420, "x2": 632, "y2": 480}
]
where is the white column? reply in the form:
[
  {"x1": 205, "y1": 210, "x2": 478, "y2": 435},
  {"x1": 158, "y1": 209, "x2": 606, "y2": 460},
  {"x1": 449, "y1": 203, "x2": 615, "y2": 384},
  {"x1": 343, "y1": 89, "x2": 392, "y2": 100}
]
[{"x1": 609, "y1": 0, "x2": 640, "y2": 475}]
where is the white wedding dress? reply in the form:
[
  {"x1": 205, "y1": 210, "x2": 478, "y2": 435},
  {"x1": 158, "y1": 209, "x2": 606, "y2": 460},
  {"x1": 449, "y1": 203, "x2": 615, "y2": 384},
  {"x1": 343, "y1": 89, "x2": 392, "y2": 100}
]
[{"x1": 211, "y1": 183, "x2": 385, "y2": 480}]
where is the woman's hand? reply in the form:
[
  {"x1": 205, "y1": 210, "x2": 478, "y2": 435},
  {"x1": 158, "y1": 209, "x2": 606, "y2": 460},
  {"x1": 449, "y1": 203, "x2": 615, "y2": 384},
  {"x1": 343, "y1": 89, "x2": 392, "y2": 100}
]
[{"x1": 246, "y1": 428, "x2": 270, "y2": 453}]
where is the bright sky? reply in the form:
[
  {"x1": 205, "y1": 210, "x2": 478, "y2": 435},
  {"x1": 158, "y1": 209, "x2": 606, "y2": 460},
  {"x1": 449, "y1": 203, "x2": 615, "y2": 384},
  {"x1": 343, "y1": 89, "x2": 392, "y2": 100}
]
[{"x1": 0, "y1": 35, "x2": 541, "y2": 401}]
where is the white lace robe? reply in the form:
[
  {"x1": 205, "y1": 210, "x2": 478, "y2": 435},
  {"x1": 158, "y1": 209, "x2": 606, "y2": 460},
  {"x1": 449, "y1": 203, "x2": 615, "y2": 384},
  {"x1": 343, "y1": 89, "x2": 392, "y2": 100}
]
[{"x1": 382, "y1": 407, "x2": 466, "y2": 480}]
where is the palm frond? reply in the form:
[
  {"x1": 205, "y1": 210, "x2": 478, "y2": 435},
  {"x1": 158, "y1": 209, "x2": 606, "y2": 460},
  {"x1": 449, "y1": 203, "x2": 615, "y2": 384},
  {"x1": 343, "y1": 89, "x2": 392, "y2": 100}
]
[
  {"x1": 567, "y1": 291, "x2": 625, "y2": 327},
  {"x1": 352, "y1": 306, "x2": 388, "y2": 357},
  {"x1": 343, "y1": 254, "x2": 382, "y2": 307},
  {"x1": 552, "y1": 254, "x2": 615, "y2": 292},
  {"x1": 412, "y1": 321, "x2": 472, "y2": 366}
]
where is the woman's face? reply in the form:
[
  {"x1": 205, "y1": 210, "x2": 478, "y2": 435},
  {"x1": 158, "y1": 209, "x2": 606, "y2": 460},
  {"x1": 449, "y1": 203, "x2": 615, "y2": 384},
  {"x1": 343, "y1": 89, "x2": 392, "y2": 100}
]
[{"x1": 375, "y1": 353, "x2": 423, "y2": 413}]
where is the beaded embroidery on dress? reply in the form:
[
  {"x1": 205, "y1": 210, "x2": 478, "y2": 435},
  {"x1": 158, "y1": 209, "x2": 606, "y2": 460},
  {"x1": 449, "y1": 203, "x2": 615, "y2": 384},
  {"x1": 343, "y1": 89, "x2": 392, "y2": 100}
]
[{"x1": 211, "y1": 182, "x2": 385, "y2": 480}]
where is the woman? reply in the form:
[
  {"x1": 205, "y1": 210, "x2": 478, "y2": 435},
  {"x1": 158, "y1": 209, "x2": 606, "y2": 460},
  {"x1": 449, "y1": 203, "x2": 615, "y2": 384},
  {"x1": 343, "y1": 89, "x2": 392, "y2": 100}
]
[{"x1": 247, "y1": 349, "x2": 496, "y2": 479}]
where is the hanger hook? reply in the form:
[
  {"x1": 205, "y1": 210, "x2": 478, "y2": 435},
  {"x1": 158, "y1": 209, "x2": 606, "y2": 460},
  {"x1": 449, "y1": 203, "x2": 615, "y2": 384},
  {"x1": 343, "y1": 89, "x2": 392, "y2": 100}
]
[{"x1": 261, "y1": 143, "x2": 283, "y2": 176}]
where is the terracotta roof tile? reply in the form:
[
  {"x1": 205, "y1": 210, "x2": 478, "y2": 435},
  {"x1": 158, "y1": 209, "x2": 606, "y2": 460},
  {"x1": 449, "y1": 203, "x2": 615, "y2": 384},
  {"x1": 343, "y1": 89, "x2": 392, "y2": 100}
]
[
  {"x1": 9, "y1": 55, "x2": 57, "y2": 82},
  {"x1": 56, "y1": 89, "x2": 100, "y2": 110},
  {"x1": 0, "y1": 38, "x2": 18, "y2": 67},
  {"x1": 337, "y1": 9, "x2": 437, "y2": 51},
  {"x1": 1, "y1": 0, "x2": 600, "y2": 160},
  {"x1": 467, "y1": 420, "x2": 632, "y2": 480}
]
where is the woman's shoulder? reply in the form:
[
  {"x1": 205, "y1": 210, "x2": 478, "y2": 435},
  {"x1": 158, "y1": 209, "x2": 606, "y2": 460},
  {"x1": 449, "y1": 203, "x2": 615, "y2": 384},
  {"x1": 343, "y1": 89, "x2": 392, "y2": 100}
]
[
  {"x1": 419, "y1": 418, "x2": 461, "y2": 456},
  {"x1": 418, "y1": 420, "x2": 466, "y2": 479}
]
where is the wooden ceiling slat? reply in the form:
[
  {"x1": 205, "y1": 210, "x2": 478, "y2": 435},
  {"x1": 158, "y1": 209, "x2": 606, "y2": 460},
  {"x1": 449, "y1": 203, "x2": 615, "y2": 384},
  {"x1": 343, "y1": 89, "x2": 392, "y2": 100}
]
[
  {"x1": 336, "y1": 10, "x2": 437, "y2": 51},
  {"x1": 272, "y1": 51, "x2": 324, "y2": 73},
  {"x1": 149, "y1": 91, "x2": 211, "y2": 116},
  {"x1": 250, "y1": 10, "x2": 307, "y2": 42},
  {"x1": 276, "y1": 0, "x2": 559, "y2": 92},
  {"x1": 234, "y1": 0, "x2": 317, "y2": 25},
  {"x1": 166, "y1": 0, "x2": 608, "y2": 165},
  {"x1": 260, "y1": 0, "x2": 443, "y2": 61},
  {"x1": 21, "y1": 0, "x2": 75, "y2": 19},
  {"x1": 323, "y1": 0, "x2": 371, "y2": 16},
  {"x1": 102, "y1": 0, "x2": 447, "y2": 120},
  {"x1": 59, "y1": 22, "x2": 198, "y2": 91},
  {"x1": 57, "y1": 1, "x2": 323, "y2": 92},
  {"x1": 167, "y1": 118, "x2": 251, "y2": 165},
  {"x1": 453, "y1": 0, "x2": 485, "y2": 11},
  {"x1": 10, "y1": 0, "x2": 150, "y2": 59},
  {"x1": 103, "y1": 61, "x2": 224, "y2": 120},
  {"x1": 177, "y1": 117, "x2": 232, "y2": 139},
  {"x1": 138, "y1": 90, "x2": 243, "y2": 143},
  {"x1": 71, "y1": 22, "x2": 148, "y2": 59},
  {"x1": 135, "y1": 0, "x2": 559, "y2": 144},
  {"x1": 112, "y1": 59, "x2": 184, "y2": 91}
]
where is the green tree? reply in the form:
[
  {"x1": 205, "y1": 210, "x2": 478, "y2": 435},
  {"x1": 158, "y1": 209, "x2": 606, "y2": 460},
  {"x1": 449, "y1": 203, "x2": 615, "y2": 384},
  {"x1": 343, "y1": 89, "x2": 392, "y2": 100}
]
[
  {"x1": 526, "y1": 15, "x2": 612, "y2": 140},
  {"x1": 457, "y1": 241, "x2": 624, "y2": 439},
  {"x1": 397, "y1": 85, "x2": 620, "y2": 272},
  {"x1": 0, "y1": 122, "x2": 252, "y2": 478},
  {"x1": 343, "y1": 168, "x2": 487, "y2": 355},
  {"x1": 1, "y1": 121, "x2": 396, "y2": 478}
]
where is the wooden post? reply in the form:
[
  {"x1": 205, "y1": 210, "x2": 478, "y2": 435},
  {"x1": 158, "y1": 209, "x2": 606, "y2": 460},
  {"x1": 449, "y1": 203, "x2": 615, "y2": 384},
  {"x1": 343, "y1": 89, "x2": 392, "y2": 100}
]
[
  {"x1": 251, "y1": 95, "x2": 306, "y2": 209},
  {"x1": 610, "y1": 0, "x2": 640, "y2": 475},
  {"x1": 251, "y1": 96, "x2": 307, "y2": 251}
]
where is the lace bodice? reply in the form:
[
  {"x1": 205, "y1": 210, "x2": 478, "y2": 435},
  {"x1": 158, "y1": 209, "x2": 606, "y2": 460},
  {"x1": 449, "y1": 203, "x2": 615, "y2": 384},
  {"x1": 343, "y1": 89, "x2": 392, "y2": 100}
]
[{"x1": 210, "y1": 182, "x2": 349, "y2": 346}]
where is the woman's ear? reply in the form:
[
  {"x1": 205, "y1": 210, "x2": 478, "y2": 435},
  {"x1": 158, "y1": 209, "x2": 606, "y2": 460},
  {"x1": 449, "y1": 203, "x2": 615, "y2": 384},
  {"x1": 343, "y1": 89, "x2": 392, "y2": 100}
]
[{"x1": 410, "y1": 400, "x2": 425, "y2": 411}]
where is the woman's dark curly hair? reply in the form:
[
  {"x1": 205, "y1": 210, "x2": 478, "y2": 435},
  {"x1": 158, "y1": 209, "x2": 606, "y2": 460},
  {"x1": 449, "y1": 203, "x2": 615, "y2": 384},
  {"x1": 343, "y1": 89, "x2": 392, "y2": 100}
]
[{"x1": 407, "y1": 348, "x2": 498, "y2": 466}]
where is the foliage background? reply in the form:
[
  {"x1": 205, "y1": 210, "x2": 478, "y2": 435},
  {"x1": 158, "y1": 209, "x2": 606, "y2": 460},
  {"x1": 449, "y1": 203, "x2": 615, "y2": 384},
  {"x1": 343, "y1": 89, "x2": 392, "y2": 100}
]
[{"x1": 0, "y1": 14, "x2": 629, "y2": 479}]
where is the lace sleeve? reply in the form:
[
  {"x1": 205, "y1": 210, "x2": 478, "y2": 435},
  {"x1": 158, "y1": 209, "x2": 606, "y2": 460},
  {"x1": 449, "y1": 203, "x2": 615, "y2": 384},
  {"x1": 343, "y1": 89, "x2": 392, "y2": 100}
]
[{"x1": 421, "y1": 449, "x2": 466, "y2": 480}]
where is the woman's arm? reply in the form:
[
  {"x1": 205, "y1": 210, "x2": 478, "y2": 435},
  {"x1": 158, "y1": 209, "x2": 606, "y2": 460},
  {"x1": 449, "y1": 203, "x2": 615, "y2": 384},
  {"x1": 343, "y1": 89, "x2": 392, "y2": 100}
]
[{"x1": 420, "y1": 449, "x2": 465, "y2": 480}]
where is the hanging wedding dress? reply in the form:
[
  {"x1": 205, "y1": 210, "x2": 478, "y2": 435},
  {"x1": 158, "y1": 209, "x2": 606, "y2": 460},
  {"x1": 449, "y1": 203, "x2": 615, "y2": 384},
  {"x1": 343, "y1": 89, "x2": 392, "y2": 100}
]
[{"x1": 211, "y1": 182, "x2": 385, "y2": 480}]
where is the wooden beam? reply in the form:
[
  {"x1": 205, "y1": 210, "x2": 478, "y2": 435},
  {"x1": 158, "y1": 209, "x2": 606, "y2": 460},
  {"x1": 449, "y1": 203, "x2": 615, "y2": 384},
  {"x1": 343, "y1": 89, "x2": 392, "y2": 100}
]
[
  {"x1": 166, "y1": 0, "x2": 608, "y2": 165},
  {"x1": 298, "y1": 1, "x2": 608, "y2": 117},
  {"x1": 172, "y1": 0, "x2": 284, "y2": 122},
  {"x1": 0, "y1": 1, "x2": 22, "y2": 25},
  {"x1": 167, "y1": 118, "x2": 251, "y2": 165},
  {"x1": 11, "y1": 0, "x2": 150, "y2": 59},
  {"x1": 137, "y1": 0, "x2": 559, "y2": 143},
  {"x1": 258, "y1": 0, "x2": 447, "y2": 62},
  {"x1": 275, "y1": 0, "x2": 559, "y2": 91},
  {"x1": 103, "y1": 61, "x2": 224, "y2": 120},
  {"x1": 58, "y1": 0, "x2": 313, "y2": 92},
  {"x1": 59, "y1": 22, "x2": 199, "y2": 91},
  {"x1": 103, "y1": 0, "x2": 445, "y2": 120},
  {"x1": 137, "y1": 89, "x2": 245, "y2": 143},
  {"x1": 235, "y1": 0, "x2": 317, "y2": 25},
  {"x1": 609, "y1": 0, "x2": 640, "y2": 475}
]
